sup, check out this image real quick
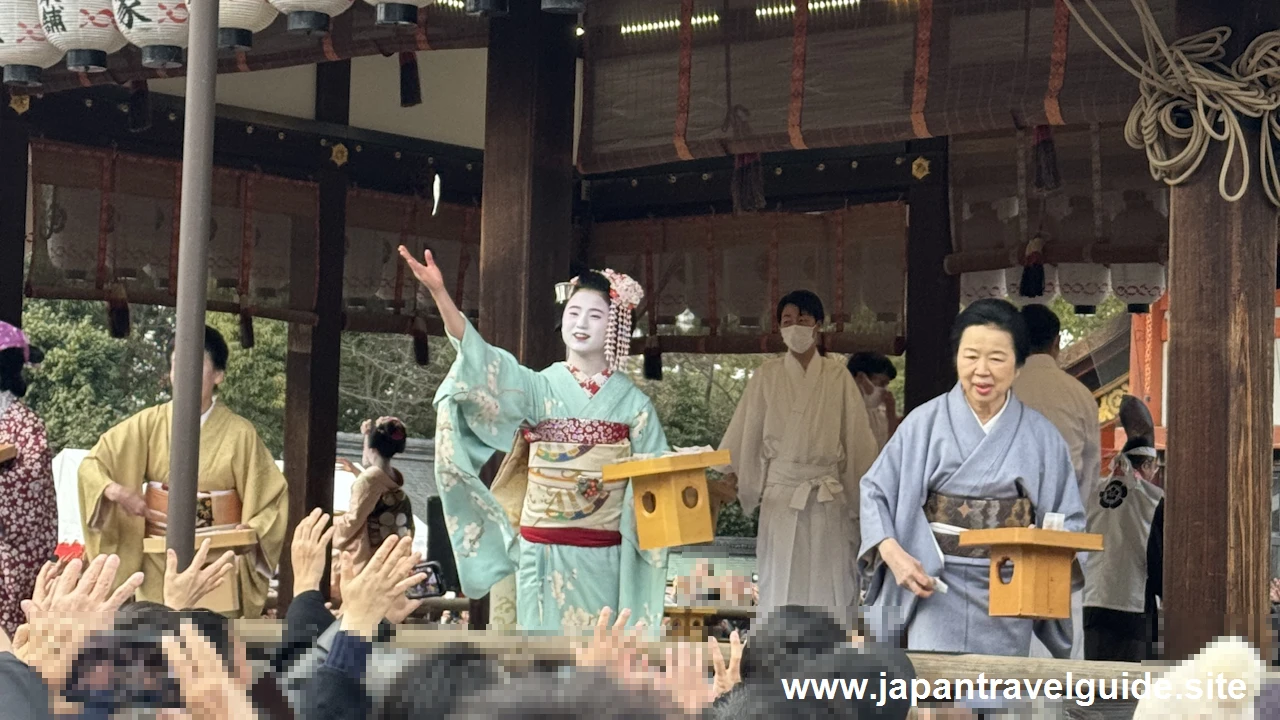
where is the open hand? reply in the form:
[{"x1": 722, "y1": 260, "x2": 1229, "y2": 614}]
[
  {"x1": 708, "y1": 629, "x2": 743, "y2": 698},
  {"x1": 291, "y1": 508, "x2": 335, "y2": 595},
  {"x1": 398, "y1": 246, "x2": 445, "y2": 294},
  {"x1": 574, "y1": 607, "x2": 649, "y2": 676},
  {"x1": 163, "y1": 621, "x2": 258, "y2": 720},
  {"x1": 336, "y1": 457, "x2": 361, "y2": 476},
  {"x1": 337, "y1": 535, "x2": 424, "y2": 639},
  {"x1": 165, "y1": 538, "x2": 236, "y2": 610},
  {"x1": 654, "y1": 641, "x2": 716, "y2": 714}
]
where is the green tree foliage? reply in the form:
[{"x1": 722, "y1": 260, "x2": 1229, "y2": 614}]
[
  {"x1": 206, "y1": 315, "x2": 288, "y2": 455},
  {"x1": 337, "y1": 333, "x2": 454, "y2": 440},
  {"x1": 1051, "y1": 295, "x2": 1126, "y2": 347}
]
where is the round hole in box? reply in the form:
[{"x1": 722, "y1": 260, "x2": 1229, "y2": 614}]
[
  {"x1": 642, "y1": 491, "x2": 657, "y2": 514},
  {"x1": 682, "y1": 486, "x2": 700, "y2": 508},
  {"x1": 996, "y1": 557, "x2": 1015, "y2": 584}
]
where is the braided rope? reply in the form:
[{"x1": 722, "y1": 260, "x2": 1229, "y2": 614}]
[{"x1": 1064, "y1": 0, "x2": 1280, "y2": 205}]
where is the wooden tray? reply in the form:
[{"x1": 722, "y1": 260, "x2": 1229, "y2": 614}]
[
  {"x1": 0, "y1": 443, "x2": 16, "y2": 464},
  {"x1": 143, "y1": 528, "x2": 257, "y2": 555}
]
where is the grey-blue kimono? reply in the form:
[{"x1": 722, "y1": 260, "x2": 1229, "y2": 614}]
[{"x1": 858, "y1": 385, "x2": 1087, "y2": 657}]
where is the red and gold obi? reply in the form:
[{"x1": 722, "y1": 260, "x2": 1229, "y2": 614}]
[{"x1": 518, "y1": 418, "x2": 632, "y2": 548}]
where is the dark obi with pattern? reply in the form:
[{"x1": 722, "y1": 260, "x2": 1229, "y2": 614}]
[{"x1": 923, "y1": 488, "x2": 1035, "y2": 559}]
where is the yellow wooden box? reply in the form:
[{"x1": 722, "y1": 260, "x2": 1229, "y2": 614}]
[
  {"x1": 958, "y1": 527, "x2": 1103, "y2": 619},
  {"x1": 143, "y1": 529, "x2": 257, "y2": 616},
  {"x1": 602, "y1": 449, "x2": 730, "y2": 550}
]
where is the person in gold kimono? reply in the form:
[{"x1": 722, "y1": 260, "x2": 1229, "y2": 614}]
[{"x1": 77, "y1": 326, "x2": 288, "y2": 618}]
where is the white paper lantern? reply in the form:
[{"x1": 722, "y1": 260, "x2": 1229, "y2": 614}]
[
  {"x1": 208, "y1": 205, "x2": 244, "y2": 288},
  {"x1": 218, "y1": 0, "x2": 277, "y2": 50},
  {"x1": 362, "y1": 0, "x2": 431, "y2": 26},
  {"x1": 247, "y1": 211, "x2": 292, "y2": 298},
  {"x1": 111, "y1": 193, "x2": 173, "y2": 286},
  {"x1": 1054, "y1": 195, "x2": 1111, "y2": 314},
  {"x1": 41, "y1": 0, "x2": 127, "y2": 73},
  {"x1": 114, "y1": 0, "x2": 189, "y2": 69},
  {"x1": 344, "y1": 228, "x2": 390, "y2": 304},
  {"x1": 1109, "y1": 189, "x2": 1168, "y2": 312},
  {"x1": 268, "y1": 0, "x2": 354, "y2": 35},
  {"x1": 39, "y1": 185, "x2": 106, "y2": 283},
  {"x1": 958, "y1": 201, "x2": 1010, "y2": 306},
  {"x1": 0, "y1": 1, "x2": 66, "y2": 88}
]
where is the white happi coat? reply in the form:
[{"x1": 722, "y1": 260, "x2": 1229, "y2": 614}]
[{"x1": 720, "y1": 352, "x2": 879, "y2": 623}]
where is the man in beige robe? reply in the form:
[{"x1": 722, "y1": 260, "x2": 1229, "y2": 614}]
[
  {"x1": 719, "y1": 291, "x2": 879, "y2": 624},
  {"x1": 1014, "y1": 304, "x2": 1100, "y2": 660},
  {"x1": 78, "y1": 326, "x2": 288, "y2": 618}
]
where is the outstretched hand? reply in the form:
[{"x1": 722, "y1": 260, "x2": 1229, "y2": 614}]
[
  {"x1": 399, "y1": 246, "x2": 445, "y2": 294},
  {"x1": 165, "y1": 538, "x2": 236, "y2": 610}
]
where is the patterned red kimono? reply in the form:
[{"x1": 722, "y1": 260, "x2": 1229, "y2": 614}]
[{"x1": 0, "y1": 397, "x2": 58, "y2": 636}]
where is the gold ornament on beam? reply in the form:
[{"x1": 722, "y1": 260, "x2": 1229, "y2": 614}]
[
  {"x1": 9, "y1": 95, "x2": 30, "y2": 115},
  {"x1": 912, "y1": 156, "x2": 931, "y2": 180},
  {"x1": 330, "y1": 142, "x2": 349, "y2": 167}
]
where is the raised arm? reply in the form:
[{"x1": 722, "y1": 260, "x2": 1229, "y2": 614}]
[{"x1": 399, "y1": 246, "x2": 466, "y2": 341}]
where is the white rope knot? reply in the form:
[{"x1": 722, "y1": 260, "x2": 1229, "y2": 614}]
[{"x1": 1066, "y1": 0, "x2": 1280, "y2": 206}]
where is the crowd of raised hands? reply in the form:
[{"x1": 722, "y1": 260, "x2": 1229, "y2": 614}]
[{"x1": 0, "y1": 508, "x2": 907, "y2": 719}]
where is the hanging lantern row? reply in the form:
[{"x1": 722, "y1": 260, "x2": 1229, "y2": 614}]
[
  {"x1": 0, "y1": 0, "x2": 461, "y2": 87},
  {"x1": 463, "y1": 0, "x2": 584, "y2": 16}
]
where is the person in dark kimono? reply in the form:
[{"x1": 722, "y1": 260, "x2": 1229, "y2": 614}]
[
  {"x1": 859, "y1": 299, "x2": 1086, "y2": 658},
  {"x1": 0, "y1": 322, "x2": 57, "y2": 638}
]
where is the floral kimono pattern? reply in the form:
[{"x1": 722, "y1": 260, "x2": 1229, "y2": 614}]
[{"x1": 0, "y1": 397, "x2": 58, "y2": 636}]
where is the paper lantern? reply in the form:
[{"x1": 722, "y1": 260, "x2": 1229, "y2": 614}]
[
  {"x1": 1054, "y1": 195, "x2": 1110, "y2": 314},
  {"x1": 363, "y1": 0, "x2": 431, "y2": 26},
  {"x1": 114, "y1": 0, "x2": 189, "y2": 69},
  {"x1": 218, "y1": 0, "x2": 277, "y2": 51},
  {"x1": 958, "y1": 201, "x2": 1010, "y2": 306},
  {"x1": 247, "y1": 212, "x2": 292, "y2": 298},
  {"x1": 541, "y1": 0, "x2": 582, "y2": 13},
  {"x1": 1109, "y1": 189, "x2": 1168, "y2": 312},
  {"x1": 268, "y1": 0, "x2": 354, "y2": 35},
  {"x1": 0, "y1": 1, "x2": 66, "y2": 88},
  {"x1": 38, "y1": 185, "x2": 106, "y2": 283},
  {"x1": 344, "y1": 228, "x2": 390, "y2": 303},
  {"x1": 110, "y1": 193, "x2": 171, "y2": 283},
  {"x1": 42, "y1": 0, "x2": 127, "y2": 73}
]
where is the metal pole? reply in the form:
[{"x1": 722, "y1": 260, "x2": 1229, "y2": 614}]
[{"x1": 167, "y1": 0, "x2": 219, "y2": 570}]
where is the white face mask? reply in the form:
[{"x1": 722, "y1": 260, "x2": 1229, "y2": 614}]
[{"x1": 780, "y1": 325, "x2": 816, "y2": 355}]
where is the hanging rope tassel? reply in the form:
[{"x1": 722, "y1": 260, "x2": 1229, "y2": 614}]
[
  {"x1": 731, "y1": 153, "x2": 766, "y2": 214},
  {"x1": 1032, "y1": 125, "x2": 1062, "y2": 193},
  {"x1": 105, "y1": 284, "x2": 132, "y2": 339},
  {"x1": 239, "y1": 312, "x2": 256, "y2": 350},
  {"x1": 1019, "y1": 235, "x2": 1047, "y2": 298},
  {"x1": 643, "y1": 342, "x2": 663, "y2": 381},
  {"x1": 411, "y1": 317, "x2": 431, "y2": 366},
  {"x1": 127, "y1": 80, "x2": 152, "y2": 133},
  {"x1": 399, "y1": 51, "x2": 422, "y2": 108}
]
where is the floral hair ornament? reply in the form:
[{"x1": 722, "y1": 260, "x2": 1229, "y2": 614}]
[{"x1": 555, "y1": 269, "x2": 645, "y2": 372}]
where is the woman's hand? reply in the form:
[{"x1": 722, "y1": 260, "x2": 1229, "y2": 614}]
[
  {"x1": 399, "y1": 246, "x2": 445, "y2": 294},
  {"x1": 164, "y1": 538, "x2": 236, "y2": 610},
  {"x1": 291, "y1": 508, "x2": 335, "y2": 595},
  {"x1": 879, "y1": 539, "x2": 935, "y2": 598},
  {"x1": 336, "y1": 457, "x2": 360, "y2": 476},
  {"x1": 337, "y1": 535, "x2": 424, "y2": 639},
  {"x1": 107, "y1": 483, "x2": 166, "y2": 524}
]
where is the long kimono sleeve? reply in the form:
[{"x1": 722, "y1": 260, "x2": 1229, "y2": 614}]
[
  {"x1": 433, "y1": 319, "x2": 552, "y2": 600},
  {"x1": 77, "y1": 408, "x2": 160, "y2": 580},
  {"x1": 1030, "y1": 437, "x2": 1087, "y2": 658},
  {"x1": 231, "y1": 426, "x2": 289, "y2": 613},
  {"x1": 332, "y1": 470, "x2": 381, "y2": 552},
  {"x1": 619, "y1": 399, "x2": 670, "y2": 634},
  {"x1": 719, "y1": 371, "x2": 769, "y2": 515},
  {"x1": 839, "y1": 374, "x2": 880, "y2": 522}
]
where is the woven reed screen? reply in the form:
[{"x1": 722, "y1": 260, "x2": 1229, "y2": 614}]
[
  {"x1": 589, "y1": 202, "x2": 906, "y2": 355},
  {"x1": 579, "y1": 0, "x2": 1172, "y2": 174}
]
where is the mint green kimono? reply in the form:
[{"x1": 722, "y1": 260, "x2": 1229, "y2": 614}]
[{"x1": 433, "y1": 319, "x2": 669, "y2": 633}]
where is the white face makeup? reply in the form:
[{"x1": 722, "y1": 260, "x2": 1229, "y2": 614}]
[{"x1": 560, "y1": 289, "x2": 611, "y2": 359}]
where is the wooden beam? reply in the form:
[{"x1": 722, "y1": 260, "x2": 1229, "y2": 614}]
[
  {"x1": 0, "y1": 93, "x2": 29, "y2": 327},
  {"x1": 478, "y1": 3, "x2": 576, "y2": 367},
  {"x1": 1164, "y1": 0, "x2": 1279, "y2": 661},
  {"x1": 277, "y1": 61, "x2": 351, "y2": 614},
  {"x1": 904, "y1": 142, "x2": 958, "y2": 411}
]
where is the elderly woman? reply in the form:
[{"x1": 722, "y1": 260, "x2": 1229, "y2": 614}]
[
  {"x1": 0, "y1": 322, "x2": 57, "y2": 637},
  {"x1": 859, "y1": 299, "x2": 1086, "y2": 657}
]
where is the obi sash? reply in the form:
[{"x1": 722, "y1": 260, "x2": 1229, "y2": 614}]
[
  {"x1": 519, "y1": 418, "x2": 631, "y2": 548},
  {"x1": 144, "y1": 481, "x2": 242, "y2": 537},
  {"x1": 922, "y1": 488, "x2": 1034, "y2": 560}
]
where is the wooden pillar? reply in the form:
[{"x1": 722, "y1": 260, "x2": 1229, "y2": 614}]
[
  {"x1": 904, "y1": 140, "x2": 958, "y2": 412},
  {"x1": 468, "y1": 3, "x2": 576, "y2": 629},
  {"x1": 1164, "y1": 1, "x2": 1279, "y2": 660},
  {"x1": 0, "y1": 93, "x2": 29, "y2": 327},
  {"x1": 478, "y1": 2, "x2": 576, "y2": 368},
  {"x1": 277, "y1": 60, "x2": 350, "y2": 613}
]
